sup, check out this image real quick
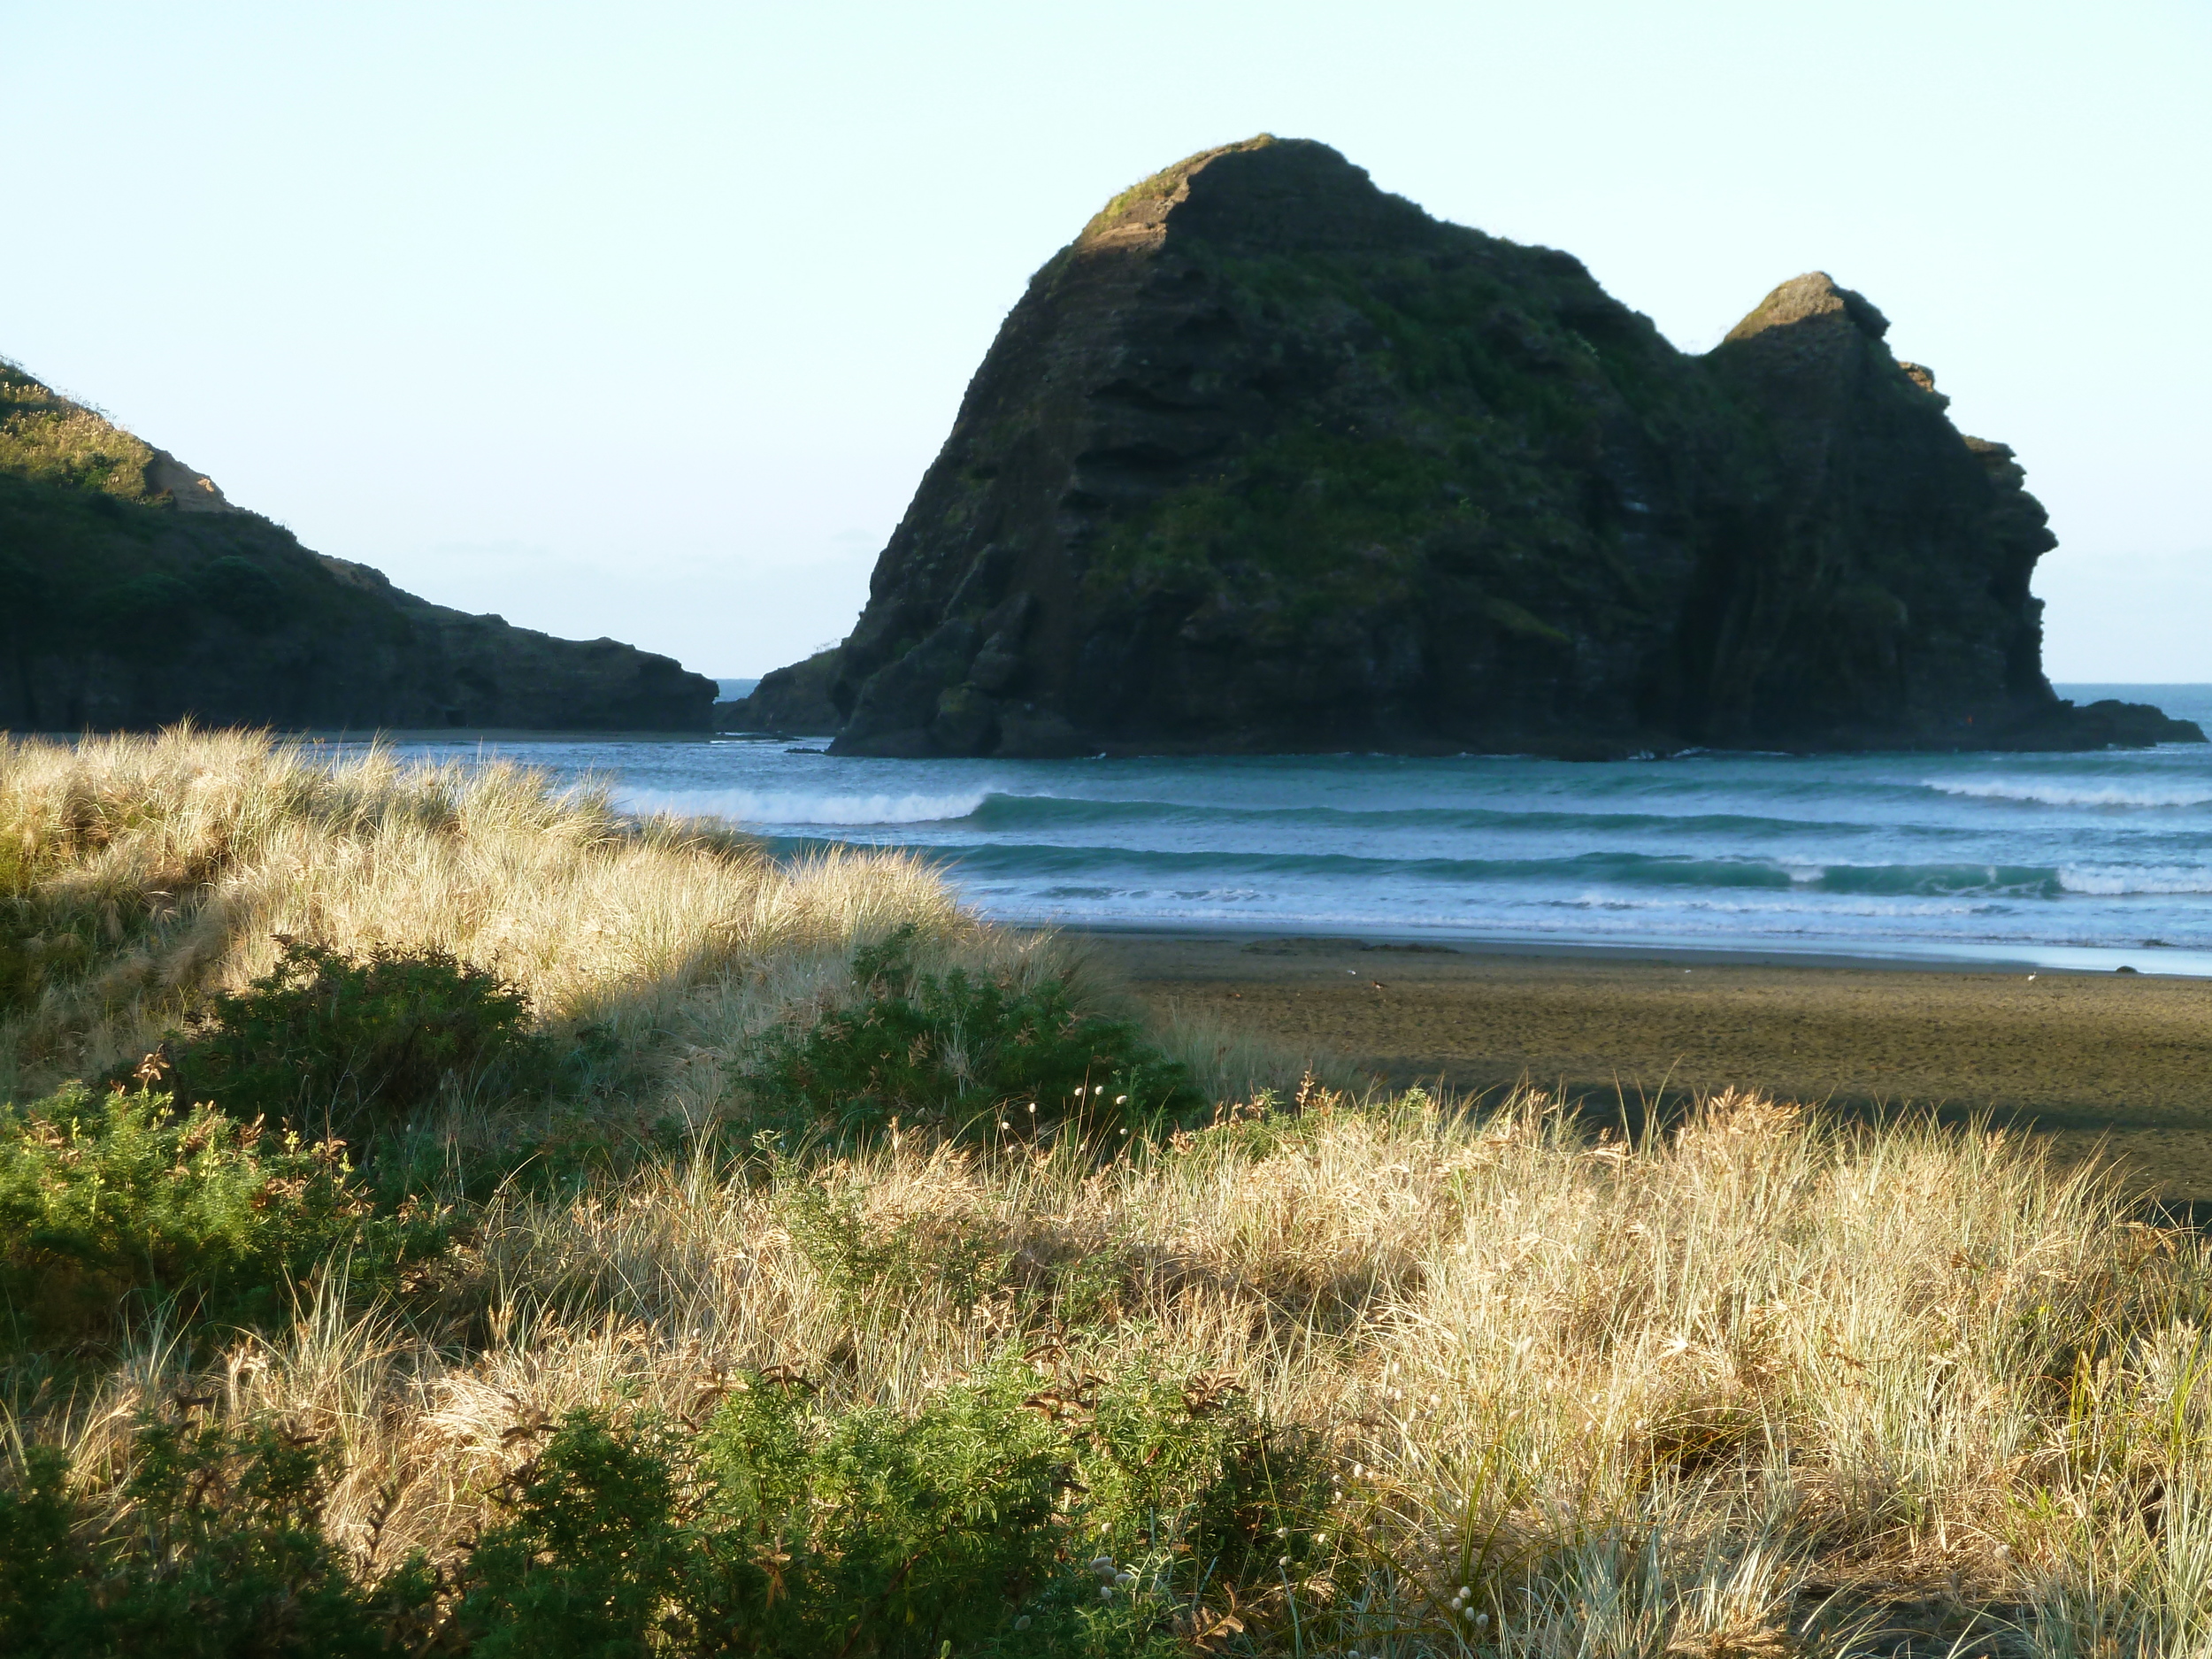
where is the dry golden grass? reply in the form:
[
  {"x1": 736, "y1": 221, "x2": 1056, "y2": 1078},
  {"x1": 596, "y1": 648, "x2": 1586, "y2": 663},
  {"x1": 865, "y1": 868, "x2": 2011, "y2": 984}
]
[
  {"x1": 33, "y1": 1087, "x2": 2212, "y2": 1655},
  {"x1": 0, "y1": 360, "x2": 160, "y2": 498},
  {"x1": 9, "y1": 731, "x2": 2212, "y2": 1655},
  {"x1": 0, "y1": 726, "x2": 972, "y2": 1100}
]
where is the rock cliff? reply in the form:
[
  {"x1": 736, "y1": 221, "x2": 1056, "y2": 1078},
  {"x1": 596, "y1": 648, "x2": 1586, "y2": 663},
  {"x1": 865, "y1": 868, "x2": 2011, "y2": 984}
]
[
  {"x1": 0, "y1": 361, "x2": 715, "y2": 731},
  {"x1": 757, "y1": 137, "x2": 2194, "y2": 757}
]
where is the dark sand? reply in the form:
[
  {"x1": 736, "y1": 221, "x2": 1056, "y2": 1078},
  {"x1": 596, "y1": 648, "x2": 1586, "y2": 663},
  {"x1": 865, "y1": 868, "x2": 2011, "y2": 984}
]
[{"x1": 1077, "y1": 931, "x2": 2212, "y2": 1202}]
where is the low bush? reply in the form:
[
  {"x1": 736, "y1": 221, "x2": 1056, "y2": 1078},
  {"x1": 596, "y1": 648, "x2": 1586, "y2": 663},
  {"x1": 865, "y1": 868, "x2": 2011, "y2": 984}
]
[
  {"x1": 170, "y1": 938, "x2": 542, "y2": 1140},
  {"x1": 457, "y1": 1361, "x2": 1332, "y2": 1656},
  {"x1": 0, "y1": 1360, "x2": 1333, "y2": 1655},
  {"x1": 747, "y1": 929, "x2": 1205, "y2": 1144},
  {"x1": 0, "y1": 1083, "x2": 444, "y2": 1347},
  {"x1": 0, "y1": 1417, "x2": 434, "y2": 1658},
  {"x1": 778, "y1": 1171, "x2": 1013, "y2": 1320},
  {"x1": 681, "y1": 1368, "x2": 1079, "y2": 1655},
  {"x1": 459, "y1": 1411, "x2": 695, "y2": 1657},
  {"x1": 1083, "y1": 1370, "x2": 1335, "y2": 1598}
]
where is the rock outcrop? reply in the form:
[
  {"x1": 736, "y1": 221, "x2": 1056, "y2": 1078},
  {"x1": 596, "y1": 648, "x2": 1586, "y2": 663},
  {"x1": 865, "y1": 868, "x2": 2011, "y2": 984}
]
[
  {"x1": 0, "y1": 360, "x2": 715, "y2": 731},
  {"x1": 720, "y1": 647, "x2": 841, "y2": 734},
  {"x1": 761, "y1": 137, "x2": 2195, "y2": 757}
]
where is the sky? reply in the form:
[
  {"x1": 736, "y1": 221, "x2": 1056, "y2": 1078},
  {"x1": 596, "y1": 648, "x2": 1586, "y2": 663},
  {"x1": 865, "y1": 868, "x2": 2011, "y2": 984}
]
[{"x1": 4, "y1": 1, "x2": 2207, "y2": 681}]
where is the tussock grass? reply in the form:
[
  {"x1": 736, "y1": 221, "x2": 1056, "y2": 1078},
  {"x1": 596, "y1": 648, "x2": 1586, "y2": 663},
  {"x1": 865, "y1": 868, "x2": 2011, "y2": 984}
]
[
  {"x1": 30, "y1": 1088, "x2": 2212, "y2": 1654},
  {"x1": 0, "y1": 726, "x2": 968, "y2": 1101},
  {"x1": 7, "y1": 731, "x2": 2212, "y2": 1654}
]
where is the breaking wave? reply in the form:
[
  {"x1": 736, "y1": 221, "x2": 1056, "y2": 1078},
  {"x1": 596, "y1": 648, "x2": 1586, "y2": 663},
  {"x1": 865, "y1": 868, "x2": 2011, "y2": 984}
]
[
  {"x1": 618, "y1": 787, "x2": 990, "y2": 826},
  {"x1": 1926, "y1": 779, "x2": 2212, "y2": 809},
  {"x1": 2057, "y1": 866, "x2": 2212, "y2": 896}
]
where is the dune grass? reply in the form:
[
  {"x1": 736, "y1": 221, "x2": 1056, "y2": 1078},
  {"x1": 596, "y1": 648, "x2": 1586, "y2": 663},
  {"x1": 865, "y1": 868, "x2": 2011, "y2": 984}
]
[{"x1": 4, "y1": 729, "x2": 2212, "y2": 1655}]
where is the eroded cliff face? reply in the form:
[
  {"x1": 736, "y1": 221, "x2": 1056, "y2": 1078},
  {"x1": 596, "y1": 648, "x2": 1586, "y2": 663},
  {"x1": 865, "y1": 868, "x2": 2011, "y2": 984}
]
[
  {"x1": 0, "y1": 362, "x2": 715, "y2": 732},
  {"x1": 1688, "y1": 274, "x2": 2060, "y2": 746},
  {"x1": 762, "y1": 137, "x2": 2193, "y2": 757}
]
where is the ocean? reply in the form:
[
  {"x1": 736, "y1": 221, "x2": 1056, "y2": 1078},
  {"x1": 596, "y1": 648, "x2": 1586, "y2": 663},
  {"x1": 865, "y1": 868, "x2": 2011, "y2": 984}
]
[{"x1": 385, "y1": 685, "x2": 2212, "y2": 975}]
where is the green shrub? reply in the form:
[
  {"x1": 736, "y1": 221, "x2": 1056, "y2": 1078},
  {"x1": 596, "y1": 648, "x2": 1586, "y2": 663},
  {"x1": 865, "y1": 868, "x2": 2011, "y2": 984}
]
[
  {"x1": 747, "y1": 929, "x2": 1204, "y2": 1144},
  {"x1": 96, "y1": 571, "x2": 195, "y2": 630},
  {"x1": 194, "y1": 555, "x2": 286, "y2": 629},
  {"x1": 0, "y1": 1083, "x2": 444, "y2": 1347},
  {"x1": 694, "y1": 1366, "x2": 1076, "y2": 1654},
  {"x1": 0, "y1": 1418, "x2": 433, "y2": 1657},
  {"x1": 171, "y1": 938, "x2": 541, "y2": 1140},
  {"x1": 0, "y1": 1447, "x2": 76, "y2": 1652},
  {"x1": 460, "y1": 1412, "x2": 694, "y2": 1658},
  {"x1": 779, "y1": 1173, "x2": 1012, "y2": 1320},
  {"x1": 4, "y1": 1363, "x2": 1335, "y2": 1656},
  {"x1": 1084, "y1": 1370, "x2": 1336, "y2": 1594},
  {"x1": 461, "y1": 1362, "x2": 1328, "y2": 1656}
]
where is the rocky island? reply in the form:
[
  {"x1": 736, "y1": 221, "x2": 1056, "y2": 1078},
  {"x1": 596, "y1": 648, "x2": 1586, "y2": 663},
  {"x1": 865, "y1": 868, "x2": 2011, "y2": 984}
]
[
  {"x1": 736, "y1": 136, "x2": 2197, "y2": 757},
  {"x1": 0, "y1": 360, "x2": 715, "y2": 731}
]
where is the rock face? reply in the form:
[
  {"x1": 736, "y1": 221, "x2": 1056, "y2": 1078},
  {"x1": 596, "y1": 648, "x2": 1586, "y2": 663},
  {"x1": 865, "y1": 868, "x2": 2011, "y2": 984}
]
[
  {"x1": 0, "y1": 361, "x2": 716, "y2": 731},
  {"x1": 722, "y1": 647, "x2": 842, "y2": 734},
  {"x1": 774, "y1": 137, "x2": 2195, "y2": 757}
]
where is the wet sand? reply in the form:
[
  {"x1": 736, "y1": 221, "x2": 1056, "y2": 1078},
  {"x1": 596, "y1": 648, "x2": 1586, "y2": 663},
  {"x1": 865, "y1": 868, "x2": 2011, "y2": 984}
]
[{"x1": 1076, "y1": 930, "x2": 2212, "y2": 1202}]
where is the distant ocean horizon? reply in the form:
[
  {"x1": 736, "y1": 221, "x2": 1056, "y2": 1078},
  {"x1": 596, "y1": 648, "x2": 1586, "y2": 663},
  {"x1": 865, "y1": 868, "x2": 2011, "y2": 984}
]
[{"x1": 389, "y1": 684, "x2": 2212, "y2": 975}]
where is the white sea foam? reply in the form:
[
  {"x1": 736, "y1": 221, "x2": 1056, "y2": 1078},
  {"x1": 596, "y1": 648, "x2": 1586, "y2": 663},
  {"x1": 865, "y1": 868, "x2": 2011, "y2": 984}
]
[
  {"x1": 2058, "y1": 866, "x2": 2212, "y2": 896},
  {"x1": 1552, "y1": 890, "x2": 2006, "y2": 918},
  {"x1": 1927, "y1": 779, "x2": 2212, "y2": 808},
  {"x1": 617, "y1": 787, "x2": 989, "y2": 826}
]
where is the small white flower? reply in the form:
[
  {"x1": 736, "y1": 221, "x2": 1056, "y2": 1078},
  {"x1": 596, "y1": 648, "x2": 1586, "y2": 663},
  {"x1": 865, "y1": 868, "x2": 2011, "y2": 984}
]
[
  {"x1": 1475, "y1": 1611, "x2": 1489, "y2": 1626},
  {"x1": 1276, "y1": 1525, "x2": 1291, "y2": 1538},
  {"x1": 1117, "y1": 1570, "x2": 1135, "y2": 1586},
  {"x1": 1090, "y1": 1556, "x2": 1116, "y2": 1578},
  {"x1": 1278, "y1": 1554, "x2": 1290, "y2": 1567},
  {"x1": 1100, "y1": 1585, "x2": 1115, "y2": 1602},
  {"x1": 1459, "y1": 1586, "x2": 1471, "y2": 1599},
  {"x1": 1116, "y1": 1094, "x2": 1128, "y2": 1104}
]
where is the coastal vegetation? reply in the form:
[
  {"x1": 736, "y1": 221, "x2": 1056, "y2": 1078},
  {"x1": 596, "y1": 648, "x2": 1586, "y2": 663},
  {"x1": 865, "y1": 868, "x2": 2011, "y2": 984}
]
[
  {"x1": 7, "y1": 730, "x2": 2212, "y2": 1655},
  {"x1": 0, "y1": 357, "x2": 716, "y2": 731}
]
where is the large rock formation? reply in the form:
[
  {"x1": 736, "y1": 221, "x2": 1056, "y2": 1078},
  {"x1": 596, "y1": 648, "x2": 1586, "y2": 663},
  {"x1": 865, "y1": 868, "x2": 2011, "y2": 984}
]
[
  {"x1": 741, "y1": 136, "x2": 2194, "y2": 756},
  {"x1": 0, "y1": 360, "x2": 715, "y2": 731}
]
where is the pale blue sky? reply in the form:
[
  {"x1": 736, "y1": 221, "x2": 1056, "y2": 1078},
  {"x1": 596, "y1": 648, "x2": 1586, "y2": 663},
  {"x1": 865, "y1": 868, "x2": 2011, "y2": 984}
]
[{"x1": 5, "y1": 1, "x2": 2206, "y2": 680}]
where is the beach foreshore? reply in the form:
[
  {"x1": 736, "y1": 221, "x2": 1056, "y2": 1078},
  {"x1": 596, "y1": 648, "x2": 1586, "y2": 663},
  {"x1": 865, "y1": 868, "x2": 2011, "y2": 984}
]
[{"x1": 1072, "y1": 926, "x2": 2212, "y2": 1201}]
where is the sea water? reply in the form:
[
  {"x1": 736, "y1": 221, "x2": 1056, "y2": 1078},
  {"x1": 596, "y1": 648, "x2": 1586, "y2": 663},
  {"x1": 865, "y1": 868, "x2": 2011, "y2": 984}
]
[{"x1": 382, "y1": 685, "x2": 2212, "y2": 975}]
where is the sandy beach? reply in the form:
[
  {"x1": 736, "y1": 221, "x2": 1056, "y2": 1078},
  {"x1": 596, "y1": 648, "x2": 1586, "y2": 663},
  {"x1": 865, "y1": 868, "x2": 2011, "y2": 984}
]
[{"x1": 1078, "y1": 929, "x2": 2212, "y2": 1202}]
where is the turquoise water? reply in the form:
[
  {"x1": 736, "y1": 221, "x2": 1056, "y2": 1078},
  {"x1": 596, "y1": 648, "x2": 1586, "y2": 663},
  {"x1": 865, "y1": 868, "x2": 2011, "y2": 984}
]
[{"x1": 385, "y1": 685, "x2": 2212, "y2": 973}]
